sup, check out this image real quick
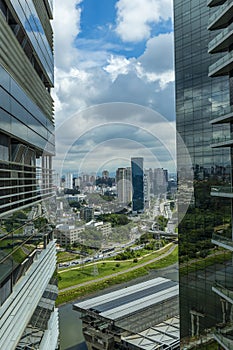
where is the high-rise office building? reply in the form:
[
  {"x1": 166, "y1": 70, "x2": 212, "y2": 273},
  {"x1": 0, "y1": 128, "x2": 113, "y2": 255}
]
[
  {"x1": 116, "y1": 167, "x2": 132, "y2": 205},
  {"x1": 0, "y1": 1, "x2": 58, "y2": 349},
  {"x1": 174, "y1": 0, "x2": 233, "y2": 348},
  {"x1": 131, "y1": 157, "x2": 144, "y2": 213},
  {"x1": 153, "y1": 168, "x2": 168, "y2": 195}
]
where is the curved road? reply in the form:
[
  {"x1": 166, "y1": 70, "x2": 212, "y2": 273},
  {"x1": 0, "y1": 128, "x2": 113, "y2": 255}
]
[{"x1": 59, "y1": 243, "x2": 176, "y2": 293}]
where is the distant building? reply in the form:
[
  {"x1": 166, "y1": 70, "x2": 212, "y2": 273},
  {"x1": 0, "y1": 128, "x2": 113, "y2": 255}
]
[
  {"x1": 86, "y1": 220, "x2": 112, "y2": 237},
  {"x1": 102, "y1": 170, "x2": 109, "y2": 179},
  {"x1": 74, "y1": 277, "x2": 179, "y2": 350},
  {"x1": 153, "y1": 168, "x2": 168, "y2": 194},
  {"x1": 116, "y1": 167, "x2": 132, "y2": 205},
  {"x1": 143, "y1": 172, "x2": 150, "y2": 209},
  {"x1": 65, "y1": 172, "x2": 73, "y2": 189},
  {"x1": 80, "y1": 207, "x2": 94, "y2": 222},
  {"x1": 131, "y1": 157, "x2": 144, "y2": 212},
  {"x1": 55, "y1": 224, "x2": 85, "y2": 246}
]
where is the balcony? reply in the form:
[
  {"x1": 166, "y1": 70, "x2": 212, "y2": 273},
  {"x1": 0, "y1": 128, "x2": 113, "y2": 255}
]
[
  {"x1": 44, "y1": 0, "x2": 53, "y2": 19},
  {"x1": 208, "y1": 0, "x2": 233, "y2": 30},
  {"x1": 208, "y1": 0, "x2": 227, "y2": 7},
  {"x1": 209, "y1": 22, "x2": 233, "y2": 53},
  {"x1": 210, "y1": 105, "x2": 233, "y2": 124},
  {"x1": 211, "y1": 232, "x2": 233, "y2": 251},
  {"x1": 212, "y1": 282, "x2": 233, "y2": 304},
  {"x1": 211, "y1": 185, "x2": 233, "y2": 197},
  {"x1": 213, "y1": 331, "x2": 233, "y2": 350},
  {"x1": 209, "y1": 50, "x2": 233, "y2": 77},
  {"x1": 210, "y1": 135, "x2": 233, "y2": 148}
]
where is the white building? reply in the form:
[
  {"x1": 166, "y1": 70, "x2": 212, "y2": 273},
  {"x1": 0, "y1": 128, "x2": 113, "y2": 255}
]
[
  {"x1": 55, "y1": 224, "x2": 85, "y2": 246},
  {"x1": 116, "y1": 167, "x2": 132, "y2": 205}
]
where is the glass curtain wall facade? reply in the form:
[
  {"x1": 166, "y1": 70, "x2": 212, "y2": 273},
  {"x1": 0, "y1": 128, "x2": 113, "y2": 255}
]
[
  {"x1": 174, "y1": 0, "x2": 233, "y2": 348},
  {"x1": 0, "y1": 0, "x2": 58, "y2": 349},
  {"x1": 131, "y1": 157, "x2": 144, "y2": 213}
]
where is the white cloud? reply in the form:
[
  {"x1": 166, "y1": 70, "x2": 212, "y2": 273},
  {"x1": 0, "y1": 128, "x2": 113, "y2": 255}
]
[
  {"x1": 115, "y1": 0, "x2": 172, "y2": 42},
  {"x1": 52, "y1": 1, "x2": 177, "y2": 173},
  {"x1": 53, "y1": 0, "x2": 82, "y2": 69},
  {"x1": 104, "y1": 55, "x2": 131, "y2": 81}
]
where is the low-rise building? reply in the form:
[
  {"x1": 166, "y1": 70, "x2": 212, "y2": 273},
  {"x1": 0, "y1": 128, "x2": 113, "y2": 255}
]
[
  {"x1": 86, "y1": 220, "x2": 112, "y2": 237},
  {"x1": 74, "y1": 277, "x2": 179, "y2": 350},
  {"x1": 55, "y1": 224, "x2": 85, "y2": 246}
]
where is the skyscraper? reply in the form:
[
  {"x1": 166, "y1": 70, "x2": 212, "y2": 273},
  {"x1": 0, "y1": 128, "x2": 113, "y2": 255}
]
[
  {"x1": 174, "y1": 0, "x2": 233, "y2": 348},
  {"x1": 116, "y1": 167, "x2": 132, "y2": 205},
  {"x1": 131, "y1": 157, "x2": 144, "y2": 213},
  {"x1": 0, "y1": 1, "x2": 58, "y2": 349}
]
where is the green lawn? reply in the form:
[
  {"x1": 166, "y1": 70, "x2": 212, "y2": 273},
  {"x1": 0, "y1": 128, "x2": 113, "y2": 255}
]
[
  {"x1": 57, "y1": 251, "x2": 80, "y2": 263},
  {"x1": 56, "y1": 245, "x2": 178, "y2": 305},
  {"x1": 58, "y1": 243, "x2": 174, "y2": 289}
]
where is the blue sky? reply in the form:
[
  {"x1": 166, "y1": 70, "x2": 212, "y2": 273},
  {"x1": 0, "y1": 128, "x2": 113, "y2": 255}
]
[
  {"x1": 77, "y1": 0, "x2": 173, "y2": 59},
  {"x1": 53, "y1": 0, "x2": 178, "y2": 175}
]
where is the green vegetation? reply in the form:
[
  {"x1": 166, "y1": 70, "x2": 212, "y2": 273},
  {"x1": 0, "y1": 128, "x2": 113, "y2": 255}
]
[
  {"x1": 179, "y1": 248, "x2": 232, "y2": 275},
  {"x1": 97, "y1": 213, "x2": 130, "y2": 226},
  {"x1": 57, "y1": 251, "x2": 80, "y2": 263},
  {"x1": 56, "y1": 245, "x2": 178, "y2": 305},
  {"x1": 156, "y1": 215, "x2": 168, "y2": 231}
]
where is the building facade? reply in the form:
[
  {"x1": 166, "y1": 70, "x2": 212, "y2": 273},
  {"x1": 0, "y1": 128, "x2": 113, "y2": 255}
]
[
  {"x1": 131, "y1": 157, "x2": 144, "y2": 213},
  {"x1": 0, "y1": 0, "x2": 58, "y2": 349},
  {"x1": 174, "y1": 0, "x2": 233, "y2": 348},
  {"x1": 116, "y1": 167, "x2": 132, "y2": 205}
]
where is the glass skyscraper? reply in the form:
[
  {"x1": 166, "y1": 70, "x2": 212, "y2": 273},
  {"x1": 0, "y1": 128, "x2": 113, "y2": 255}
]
[
  {"x1": 0, "y1": 0, "x2": 58, "y2": 349},
  {"x1": 175, "y1": 0, "x2": 233, "y2": 348},
  {"x1": 131, "y1": 157, "x2": 144, "y2": 213}
]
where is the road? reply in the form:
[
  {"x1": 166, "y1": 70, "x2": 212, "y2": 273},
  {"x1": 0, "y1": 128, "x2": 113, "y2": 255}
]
[{"x1": 59, "y1": 243, "x2": 176, "y2": 293}]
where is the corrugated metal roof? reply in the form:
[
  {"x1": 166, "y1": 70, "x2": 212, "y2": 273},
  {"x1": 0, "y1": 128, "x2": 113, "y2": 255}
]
[{"x1": 74, "y1": 277, "x2": 178, "y2": 321}]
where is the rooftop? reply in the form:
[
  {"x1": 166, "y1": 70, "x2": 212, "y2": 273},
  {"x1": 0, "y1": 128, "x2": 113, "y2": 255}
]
[{"x1": 74, "y1": 277, "x2": 178, "y2": 321}]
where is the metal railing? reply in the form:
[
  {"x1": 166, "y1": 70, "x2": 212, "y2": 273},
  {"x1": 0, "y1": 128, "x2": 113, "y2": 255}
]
[
  {"x1": 209, "y1": 22, "x2": 233, "y2": 52},
  {"x1": 207, "y1": 0, "x2": 227, "y2": 6},
  {"x1": 208, "y1": 0, "x2": 233, "y2": 28},
  {"x1": 211, "y1": 185, "x2": 233, "y2": 193},
  {"x1": 212, "y1": 232, "x2": 233, "y2": 249},
  {"x1": 209, "y1": 50, "x2": 233, "y2": 76},
  {"x1": 210, "y1": 105, "x2": 233, "y2": 121},
  {"x1": 214, "y1": 330, "x2": 233, "y2": 349},
  {"x1": 213, "y1": 281, "x2": 233, "y2": 302}
]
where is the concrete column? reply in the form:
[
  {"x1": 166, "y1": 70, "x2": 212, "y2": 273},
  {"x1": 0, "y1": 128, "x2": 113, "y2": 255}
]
[
  {"x1": 191, "y1": 313, "x2": 195, "y2": 337},
  {"x1": 196, "y1": 315, "x2": 200, "y2": 336},
  {"x1": 221, "y1": 298, "x2": 226, "y2": 324}
]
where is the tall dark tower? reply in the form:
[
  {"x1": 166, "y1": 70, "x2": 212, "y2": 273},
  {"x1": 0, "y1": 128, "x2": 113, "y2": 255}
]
[
  {"x1": 131, "y1": 157, "x2": 144, "y2": 213},
  {"x1": 174, "y1": 0, "x2": 233, "y2": 348}
]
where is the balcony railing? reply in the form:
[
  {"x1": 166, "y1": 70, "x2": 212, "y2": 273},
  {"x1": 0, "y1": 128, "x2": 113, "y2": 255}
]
[
  {"x1": 209, "y1": 50, "x2": 233, "y2": 77},
  {"x1": 207, "y1": 0, "x2": 227, "y2": 7},
  {"x1": 213, "y1": 331, "x2": 233, "y2": 350},
  {"x1": 210, "y1": 105, "x2": 233, "y2": 124},
  {"x1": 211, "y1": 185, "x2": 233, "y2": 196},
  {"x1": 211, "y1": 232, "x2": 233, "y2": 251},
  {"x1": 209, "y1": 22, "x2": 233, "y2": 53},
  {"x1": 208, "y1": 0, "x2": 233, "y2": 30},
  {"x1": 210, "y1": 135, "x2": 233, "y2": 147},
  {"x1": 212, "y1": 282, "x2": 233, "y2": 303}
]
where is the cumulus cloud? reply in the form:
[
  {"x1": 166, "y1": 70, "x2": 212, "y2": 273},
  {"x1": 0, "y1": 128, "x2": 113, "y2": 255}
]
[
  {"x1": 115, "y1": 0, "x2": 172, "y2": 42},
  {"x1": 53, "y1": 0, "x2": 82, "y2": 69},
  {"x1": 52, "y1": 1, "x2": 177, "y2": 174},
  {"x1": 53, "y1": 103, "x2": 180, "y2": 175}
]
